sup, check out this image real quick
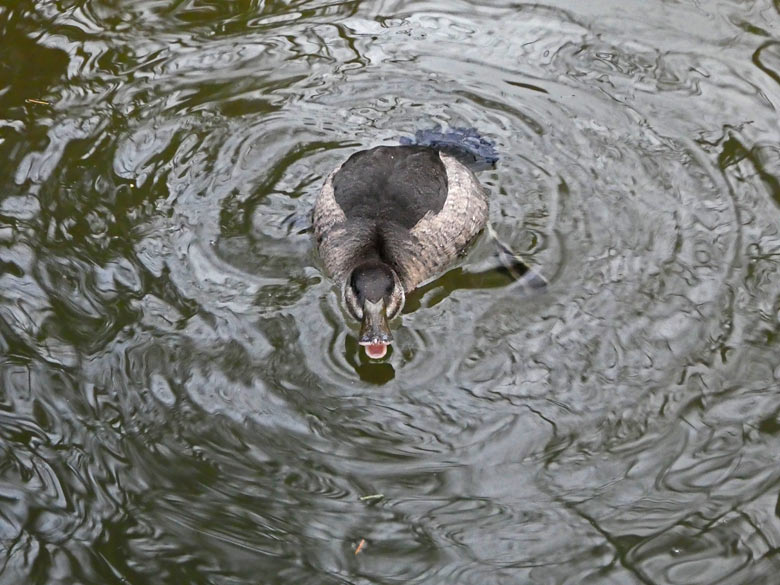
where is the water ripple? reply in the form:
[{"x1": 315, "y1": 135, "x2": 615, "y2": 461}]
[{"x1": 2, "y1": 0, "x2": 780, "y2": 583}]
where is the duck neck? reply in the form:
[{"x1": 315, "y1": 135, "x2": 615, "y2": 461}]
[
  {"x1": 352, "y1": 225, "x2": 390, "y2": 268},
  {"x1": 340, "y1": 219, "x2": 406, "y2": 286}
]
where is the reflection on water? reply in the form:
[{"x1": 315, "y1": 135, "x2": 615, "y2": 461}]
[{"x1": 2, "y1": 0, "x2": 780, "y2": 583}]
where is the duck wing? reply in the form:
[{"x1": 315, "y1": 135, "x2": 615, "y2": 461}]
[
  {"x1": 313, "y1": 162, "x2": 351, "y2": 280},
  {"x1": 393, "y1": 152, "x2": 489, "y2": 291}
]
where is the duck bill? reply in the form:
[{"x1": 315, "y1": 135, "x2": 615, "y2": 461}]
[{"x1": 359, "y1": 299, "x2": 392, "y2": 359}]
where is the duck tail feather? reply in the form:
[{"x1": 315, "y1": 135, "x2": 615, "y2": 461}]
[{"x1": 399, "y1": 125, "x2": 499, "y2": 172}]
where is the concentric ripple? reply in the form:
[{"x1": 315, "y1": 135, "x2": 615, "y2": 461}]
[{"x1": 2, "y1": 0, "x2": 780, "y2": 584}]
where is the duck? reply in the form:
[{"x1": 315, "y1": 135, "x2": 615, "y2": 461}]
[{"x1": 313, "y1": 143, "x2": 489, "y2": 359}]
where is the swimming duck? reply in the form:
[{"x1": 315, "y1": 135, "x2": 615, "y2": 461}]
[{"x1": 313, "y1": 144, "x2": 489, "y2": 359}]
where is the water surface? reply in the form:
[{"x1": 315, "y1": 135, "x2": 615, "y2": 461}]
[{"x1": 2, "y1": 1, "x2": 780, "y2": 583}]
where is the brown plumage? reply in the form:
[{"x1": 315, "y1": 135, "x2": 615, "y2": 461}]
[{"x1": 313, "y1": 144, "x2": 489, "y2": 356}]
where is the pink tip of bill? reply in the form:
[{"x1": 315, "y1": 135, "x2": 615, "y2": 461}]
[{"x1": 365, "y1": 343, "x2": 388, "y2": 359}]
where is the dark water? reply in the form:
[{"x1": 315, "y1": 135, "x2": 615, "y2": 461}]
[{"x1": 2, "y1": 1, "x2": 780, "y2": 583}]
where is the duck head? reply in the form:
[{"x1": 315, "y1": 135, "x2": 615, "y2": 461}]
[{"x1": 343, "y1": 260, "x2": 405, "y2": 359}]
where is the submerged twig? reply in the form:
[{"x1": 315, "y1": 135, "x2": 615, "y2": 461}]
[
  {"x1": 359, "y1": 493, "x2": 384, "y2": 502},
  {"x1": 355, "y1": 539, "x2": 366, "y2": 555}
]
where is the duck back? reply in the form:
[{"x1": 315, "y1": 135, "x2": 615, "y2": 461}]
[{"x1": 332, "y1": 146, "x2": 448, "y2": 229}]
